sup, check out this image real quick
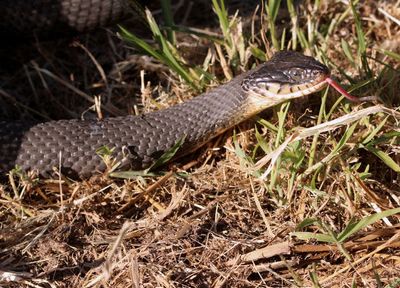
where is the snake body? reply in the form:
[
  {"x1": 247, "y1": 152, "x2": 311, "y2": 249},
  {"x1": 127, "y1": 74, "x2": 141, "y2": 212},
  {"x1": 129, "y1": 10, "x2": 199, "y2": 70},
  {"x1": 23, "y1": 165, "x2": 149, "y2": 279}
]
[
  {"x1": 0, "y1": 1, "x2": 330, "y2": 178},
  {"x1": 0, "y1": 73, "x2": 250, "y2": 178},
  {"x1": 0, "y1": 52, "x2": 329, "y2": 178},
  {"x1": 0, "y1": 0, "x2": 128, "y2": 39}
]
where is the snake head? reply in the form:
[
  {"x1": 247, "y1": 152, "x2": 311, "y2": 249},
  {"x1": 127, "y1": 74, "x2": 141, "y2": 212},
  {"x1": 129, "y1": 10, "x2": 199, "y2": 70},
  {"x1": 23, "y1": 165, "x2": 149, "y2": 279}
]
[{"x1": 242, "y1": 51, "x2": 330, "y2": 100}]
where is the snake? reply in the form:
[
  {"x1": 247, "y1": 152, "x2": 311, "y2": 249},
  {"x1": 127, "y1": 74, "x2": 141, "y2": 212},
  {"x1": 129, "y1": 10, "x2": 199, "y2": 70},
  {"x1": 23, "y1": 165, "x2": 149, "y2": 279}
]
[
  {"x1": 0, "y1": 0, "x2": 128, "y2": 39},
  {"x1": 0, "y1": 51, "x2": 330, "y2": 178},
  {"x1": 0, "y1": 0, "x2": 331, "y2": 178}
]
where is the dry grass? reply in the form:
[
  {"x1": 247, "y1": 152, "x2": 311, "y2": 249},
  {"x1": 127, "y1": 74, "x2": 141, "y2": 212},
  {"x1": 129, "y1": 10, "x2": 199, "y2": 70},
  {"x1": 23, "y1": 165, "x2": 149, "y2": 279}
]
[{"x1": 1, "y1": 0, "x2": 400, "y2": 287}]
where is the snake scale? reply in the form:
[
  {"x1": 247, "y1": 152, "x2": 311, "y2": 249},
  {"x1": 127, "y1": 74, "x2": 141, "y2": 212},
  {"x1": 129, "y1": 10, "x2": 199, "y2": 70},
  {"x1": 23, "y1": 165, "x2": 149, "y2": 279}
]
[
  {"x1": 0, "y1": 1, "x2": 330, "y2": 178},
  {"x1": 0, "y1": 0, "x2": 128, "y2": 39}
]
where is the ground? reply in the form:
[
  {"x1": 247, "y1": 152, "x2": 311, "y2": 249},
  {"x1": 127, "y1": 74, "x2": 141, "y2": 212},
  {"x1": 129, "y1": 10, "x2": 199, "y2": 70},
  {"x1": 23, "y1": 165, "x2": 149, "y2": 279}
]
[{"x1": 0, "y1": 0, "x2": 399, "y2": 287}]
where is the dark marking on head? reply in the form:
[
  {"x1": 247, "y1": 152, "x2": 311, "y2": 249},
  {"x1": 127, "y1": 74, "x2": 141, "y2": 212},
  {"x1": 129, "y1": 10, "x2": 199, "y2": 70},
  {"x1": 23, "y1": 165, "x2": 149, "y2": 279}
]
[{"x1": 242, "y1": 51, "x2": 329, "y2": 92}]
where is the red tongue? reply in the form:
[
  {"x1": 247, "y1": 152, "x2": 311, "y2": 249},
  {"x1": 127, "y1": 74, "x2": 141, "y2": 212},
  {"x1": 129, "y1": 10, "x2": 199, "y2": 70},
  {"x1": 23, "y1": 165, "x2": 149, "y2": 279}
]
[{"x1": 325, "y1": 77, "x2": 361, "y2": 102}]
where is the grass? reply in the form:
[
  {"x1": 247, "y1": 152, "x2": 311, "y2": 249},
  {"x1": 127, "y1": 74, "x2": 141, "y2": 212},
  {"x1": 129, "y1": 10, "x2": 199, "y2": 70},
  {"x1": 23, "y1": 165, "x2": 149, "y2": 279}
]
[{"x1": 0, "y1": 0, "x2": 400, "y2": 287}]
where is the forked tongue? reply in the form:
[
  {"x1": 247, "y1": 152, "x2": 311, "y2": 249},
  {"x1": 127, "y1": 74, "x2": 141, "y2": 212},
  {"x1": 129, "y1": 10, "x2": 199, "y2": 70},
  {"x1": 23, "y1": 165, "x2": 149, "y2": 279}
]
[
  {"x1": 325, "y1": 78, "x2": 360, "y2": 102},
  {"x1": 325, "y1": 77, "x2": 377, "y2": 103}
]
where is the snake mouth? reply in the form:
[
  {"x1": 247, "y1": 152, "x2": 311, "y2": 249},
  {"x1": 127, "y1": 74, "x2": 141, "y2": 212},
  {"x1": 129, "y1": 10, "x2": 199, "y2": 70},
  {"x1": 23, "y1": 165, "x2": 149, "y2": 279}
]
[
  {"x1": 249, "y1": 73, "x2": 329, "y2": 101},
  {"x1": 242, "y1": 51, "x2": 331, "y2": 102}
]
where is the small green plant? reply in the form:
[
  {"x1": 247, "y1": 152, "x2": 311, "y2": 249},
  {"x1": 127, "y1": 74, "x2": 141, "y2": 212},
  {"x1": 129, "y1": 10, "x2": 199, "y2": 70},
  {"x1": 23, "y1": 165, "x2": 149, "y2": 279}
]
[
  {"x1": 265, "y1": 0, "x2": 282, "y2": 50},
  {"x1": 293, "y1": 207, "x2": 400, "y2": 244},
  {"x1": 120, "y1": 0, "x2": 251, "y2": 92},
  {"x1": 119, "y1": 12, "x2": 200, "y2": 90},
  {"x1": 110, "y1": 136, "x2": 185, "y2": 179},
  {"x1": 96, "y1": 146, "x2": 121, "y2": 174}
]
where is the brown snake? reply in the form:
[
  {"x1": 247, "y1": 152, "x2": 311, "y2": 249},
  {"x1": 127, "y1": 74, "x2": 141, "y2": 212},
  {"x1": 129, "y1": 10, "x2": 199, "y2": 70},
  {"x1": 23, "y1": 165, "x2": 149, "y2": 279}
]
[{"x1": 0, "y1": 51, "x2": 330, "y2": 178}]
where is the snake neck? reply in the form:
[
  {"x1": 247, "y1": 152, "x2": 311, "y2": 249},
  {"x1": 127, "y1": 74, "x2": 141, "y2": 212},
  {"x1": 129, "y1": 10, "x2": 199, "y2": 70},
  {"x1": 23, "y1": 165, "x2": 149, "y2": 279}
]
[
  {"x1": 133, "y1": 69, "x2": 281, "y2": 164},
  {"x1": 144, "y1": 75, "x2": 250, "y2": 146}
]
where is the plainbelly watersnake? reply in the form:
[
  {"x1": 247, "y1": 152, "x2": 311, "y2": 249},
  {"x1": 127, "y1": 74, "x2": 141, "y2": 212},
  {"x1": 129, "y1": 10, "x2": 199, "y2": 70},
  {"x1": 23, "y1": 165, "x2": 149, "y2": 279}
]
[
  {"x1": 0, "y1": 0, "x2": 332, "y2": 178},
  {"x1": 0, "y1": 51, "x2": 330, "y2": 178}
]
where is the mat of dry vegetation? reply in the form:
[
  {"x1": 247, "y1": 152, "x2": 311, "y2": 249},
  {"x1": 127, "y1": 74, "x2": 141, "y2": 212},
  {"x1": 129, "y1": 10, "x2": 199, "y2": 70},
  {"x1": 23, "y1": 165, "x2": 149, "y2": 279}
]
[{"x1": 0, "y1": 0, "x2": 399, "y2": 287}]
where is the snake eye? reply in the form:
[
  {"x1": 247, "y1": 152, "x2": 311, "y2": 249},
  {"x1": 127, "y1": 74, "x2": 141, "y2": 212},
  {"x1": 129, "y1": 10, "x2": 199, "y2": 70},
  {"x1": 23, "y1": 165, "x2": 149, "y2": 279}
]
[{"x1": 288, "y1": 68, "x2": 303, "y2": 81}]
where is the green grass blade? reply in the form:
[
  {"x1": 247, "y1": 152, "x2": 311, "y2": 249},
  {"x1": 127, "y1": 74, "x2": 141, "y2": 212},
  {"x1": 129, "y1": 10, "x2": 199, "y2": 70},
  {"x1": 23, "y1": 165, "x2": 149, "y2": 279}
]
[
  {"x1": 286, "y1": 0, "x2": 298, "y2": 50},
  {"x1": 145, "y1": 10, "x2": 196, "y2": 88},
  {"x1": 303, "y1": 122, "x2": 358, "y2": 176},
  {"x1": 119, "y1": 26, "x2": 165, "y2": 61},
  {"x1": 257, "y1": 118, "x2": 278, "y2": 133},
  {"x1": 309, "y1": 267, "x2": 322, "y2": 288},
  {"x1": 337, "y1": 208, "x2": 400, "y2": 242},
  {"x1": 330, "y1": 123, "x2": 357, "y2": 154},
  {"x1": 361, "y1": 117, "x2": 388, "y2": 145},
  {"x1": 367, "y1": 131, "x2": 400, "y2": 146},
  {"x1": 363, "y1": 145, "x2": 400, "y2": 172},
  {"x1": 267, "y1": 0, "x2": 282, "y2": 20},
  {"x1": 119, "y1": 10, "x2": 198, "y2": 89},
  {"x1": 275, "y1": 102, "x2": 290, "y2": 147},
  {"x1": 308, "y1": 87, "x2": 328, "y2": 168},
  {"x1": 297, "y1": 28, "x2": 309, "y2": 50},
  {"x1": 110, "y1": 170, "x2": 158, "y2": 178},
  {"x1": 145, "y1": 135, "x2": 186, "y2": 173},
  {"x1": 250, "y1": 46, "x2": 267, "y2": 61},
  {"x1": 212, "y1": 0, "x2": 232, "y2": 48},
  {"x1": 109, "y1": 136, "x2": 186, "y2": 178},
  {"x1": 233, "y1": 133, "x2": 254, "y2": 165},
  {"x1": 341, "y1": 38, "x2": 355, "y2": 66},
  {"x1": 168, "y1": 25, "x2": 224, "y2": 44},
  {"x1": 382, "y1": 49, "x2": 400, "y2": 61},
  {"x1": 295, "y1": 218, "x2": 319, "y2": 230},
  {"x1": 291, "y1": 231, "x2": 334, "y2": 243},
  {"x1": 160, "y1": 0, "x2": 176, "y2": 44},
  {"x1": 255, "y1": 127, "x2": 271, "y2": 154},
  {"x1": 350, "y1": 0, "x2": 366, "y2": 56},
  {"x1": 265, "y1": 0, "x2": 282, "y2": 49},
  {"x1": 385, "y1": 278, "x2": 400, "y2": 288}
]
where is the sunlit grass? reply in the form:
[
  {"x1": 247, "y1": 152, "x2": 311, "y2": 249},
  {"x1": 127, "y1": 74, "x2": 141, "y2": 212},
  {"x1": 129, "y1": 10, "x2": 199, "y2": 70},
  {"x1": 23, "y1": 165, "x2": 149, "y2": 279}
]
[
  {"x1": 1, "y1": 0, "x2": 399, "y2": 286},
  {"x1": 118, "y1": 2, "x2": 400, "y2": 283}
]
